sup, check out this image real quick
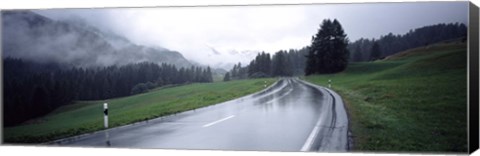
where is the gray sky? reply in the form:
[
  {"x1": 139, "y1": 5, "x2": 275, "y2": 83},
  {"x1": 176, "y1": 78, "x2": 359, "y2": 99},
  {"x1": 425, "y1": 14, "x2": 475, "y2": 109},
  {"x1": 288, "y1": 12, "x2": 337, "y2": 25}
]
[{"x1": 36, "y1": 2, "x2": 468, "y2": 66}]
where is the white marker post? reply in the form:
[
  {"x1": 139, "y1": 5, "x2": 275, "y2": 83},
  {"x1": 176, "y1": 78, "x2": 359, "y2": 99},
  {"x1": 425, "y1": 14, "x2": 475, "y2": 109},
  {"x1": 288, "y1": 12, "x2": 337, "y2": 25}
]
[
  {"x1": 103, "y1": 103, "x2": 110, "y2": 146},
  {"x1": 103, "y1": 103, "x2": 108, "y2": 128},
  {"x1": 328, "y1": 79, "x2": 332, "y2": 88}
]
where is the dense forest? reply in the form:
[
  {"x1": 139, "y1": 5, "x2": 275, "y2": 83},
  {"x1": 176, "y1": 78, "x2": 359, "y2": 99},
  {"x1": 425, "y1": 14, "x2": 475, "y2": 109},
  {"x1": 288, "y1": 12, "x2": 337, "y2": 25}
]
[
  {"x1": 4, "y1": 58, "x2": 213, "y2": 126},
  {"x1": 225, "y1": 22, "x2": 468, "y2": 81},
  {"x1": 349, "y1": 23, "x2": 467, "y2": 62},
  {"x1": 224, "y1": 48, "x2": 308, "y2": 81}
]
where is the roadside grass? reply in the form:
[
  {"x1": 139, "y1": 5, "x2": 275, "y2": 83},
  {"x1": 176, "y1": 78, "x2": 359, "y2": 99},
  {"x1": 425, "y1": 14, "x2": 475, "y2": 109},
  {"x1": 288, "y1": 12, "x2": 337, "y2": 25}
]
[
  {"x1": 4, "y1": 78, "x2": 275, "y2": 143},
  {"x1": 305, "y1": 42, "x2": 467, "y2": 152}
]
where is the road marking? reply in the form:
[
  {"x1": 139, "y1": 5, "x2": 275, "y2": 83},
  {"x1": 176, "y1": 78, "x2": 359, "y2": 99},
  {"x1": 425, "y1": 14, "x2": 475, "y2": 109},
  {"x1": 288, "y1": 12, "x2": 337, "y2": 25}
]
[
  {"x1": 202, "y1": 115, "x2": 235, "y2": 128},
  {"x1": 301, "y1": 116, "x2": 323, "y2": 151},
  {"x1": 301, "y1": 87, "x2": 333, "y2": 152}
]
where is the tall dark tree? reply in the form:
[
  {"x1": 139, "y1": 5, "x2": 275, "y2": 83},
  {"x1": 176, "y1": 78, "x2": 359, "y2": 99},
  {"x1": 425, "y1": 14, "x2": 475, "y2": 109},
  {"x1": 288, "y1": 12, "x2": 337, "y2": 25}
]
[
  {"x1": 206, "y1": 66, "x2": 213, "y2": 82},
  {"x1": 305, "y1": 45, "x2": 318, "y2": 76},
  {"x1": 272, "y1": 51, "x2": 293, "y2": 76},
  {"x1": 260, "y1": 52, "x2": 272, "y2": 76},
  {"x1": 305, "y1": 19, "x2": 349, "y2": 75},
  {"x1": 370, "y1": 42, "x2": 381, "y2": 61},
  {"x1": 231, "y1": 64, "x2": 238, "y2": 78}
]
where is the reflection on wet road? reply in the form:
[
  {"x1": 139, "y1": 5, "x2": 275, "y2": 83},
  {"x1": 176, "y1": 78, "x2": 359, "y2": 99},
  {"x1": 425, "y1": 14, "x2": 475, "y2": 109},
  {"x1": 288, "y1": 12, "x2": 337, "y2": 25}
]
[{"x1": 57, "y1": 78, "x2": 349, "y2": 152}]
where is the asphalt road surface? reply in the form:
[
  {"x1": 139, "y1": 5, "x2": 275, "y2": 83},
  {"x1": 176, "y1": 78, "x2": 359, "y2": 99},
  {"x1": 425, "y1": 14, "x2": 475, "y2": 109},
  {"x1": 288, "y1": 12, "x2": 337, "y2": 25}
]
[{"x1": 54, "y1": 78, "x2": 349, "y2": 152}]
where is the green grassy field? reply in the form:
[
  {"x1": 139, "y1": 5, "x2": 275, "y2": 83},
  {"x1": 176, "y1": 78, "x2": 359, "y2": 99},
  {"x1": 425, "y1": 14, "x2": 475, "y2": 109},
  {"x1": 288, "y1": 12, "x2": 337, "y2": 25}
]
[
  {"x1": 305, "y1": 42, "x2": 467, "y2": 152},
  {"x1": 4, "y1": 78, "x2": 275, "y2": 143}
]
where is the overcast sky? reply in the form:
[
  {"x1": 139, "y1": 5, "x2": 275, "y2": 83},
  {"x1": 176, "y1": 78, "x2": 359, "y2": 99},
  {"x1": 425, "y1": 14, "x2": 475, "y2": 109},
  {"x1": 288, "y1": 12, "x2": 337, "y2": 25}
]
[{"x1": 36, "y1": 2, "x2": 468, "y2": 66}]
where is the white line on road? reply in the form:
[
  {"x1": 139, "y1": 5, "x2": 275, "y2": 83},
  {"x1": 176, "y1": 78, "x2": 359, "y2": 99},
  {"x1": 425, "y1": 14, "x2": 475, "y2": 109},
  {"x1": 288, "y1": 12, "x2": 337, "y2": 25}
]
[
  {"x1": 301, "y1": 116, "x2": 323, "y2": 151},
  {"x1": 300, "y1": 87, "x2": 332, "y2": 152},
  {"x1": 202, "y1": 115, "x2": 235, "y2": 128}
]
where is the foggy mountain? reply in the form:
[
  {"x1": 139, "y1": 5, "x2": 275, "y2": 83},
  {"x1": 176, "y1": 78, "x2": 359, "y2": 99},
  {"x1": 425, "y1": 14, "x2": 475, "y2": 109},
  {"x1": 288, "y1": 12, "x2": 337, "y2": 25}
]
[
  {"x1": 2, "y1": 11, "x2": 193, "y2": 68},
  {"x1": 209, "y1": 49, "x2": 260, "y2": 70}
]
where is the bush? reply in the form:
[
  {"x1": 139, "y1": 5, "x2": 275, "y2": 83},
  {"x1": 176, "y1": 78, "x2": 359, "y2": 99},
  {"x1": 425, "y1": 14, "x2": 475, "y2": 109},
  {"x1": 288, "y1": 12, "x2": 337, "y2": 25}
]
[
  {"x1": 145, "y1": 81, "x2": 156, "y2": 89},
  {"x1": 131, "y1": 83, "x2": 148, "y2": 95}
]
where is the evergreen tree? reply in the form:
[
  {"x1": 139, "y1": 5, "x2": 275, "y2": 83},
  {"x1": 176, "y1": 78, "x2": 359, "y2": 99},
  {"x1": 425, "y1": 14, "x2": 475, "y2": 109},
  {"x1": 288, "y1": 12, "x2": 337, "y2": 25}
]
[
  {"x1": 231, "y1": 64, "x2": 238, "y2": 78},
  {"x1": 248, "y1": 60, "x2": 256, "y2": 77},
  {"x1": 206, "y1": 66, "x2": 213, "y2": 82},
  {"x1": 305, "y1": 45, "x2": 318, "y2": 75},
  {"x1": 305, "y1": 19, "x2": 349, "y2": 75},
  {"x1": 223, "y1": 72, "x2": 231, "y2": 81},
  {"x1": 370, "y1": 42, "x2": 381, "y2": 61},
  {"x1": 272, "y1": 51, "x2": 293, "y2": 76}
]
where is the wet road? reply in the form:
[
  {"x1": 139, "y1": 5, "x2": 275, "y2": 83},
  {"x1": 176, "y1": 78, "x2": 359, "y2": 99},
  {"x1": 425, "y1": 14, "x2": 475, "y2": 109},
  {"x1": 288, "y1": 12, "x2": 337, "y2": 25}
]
[{"x1": 55, "y1": 78, "x2": 349, "y2": 152}]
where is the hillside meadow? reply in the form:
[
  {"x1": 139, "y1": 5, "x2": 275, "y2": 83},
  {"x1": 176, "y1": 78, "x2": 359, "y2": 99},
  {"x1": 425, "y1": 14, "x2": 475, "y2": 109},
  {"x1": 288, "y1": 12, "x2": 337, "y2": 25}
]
[{"x1": 305, "y1": 42, "x2": 467, "y2": 152}]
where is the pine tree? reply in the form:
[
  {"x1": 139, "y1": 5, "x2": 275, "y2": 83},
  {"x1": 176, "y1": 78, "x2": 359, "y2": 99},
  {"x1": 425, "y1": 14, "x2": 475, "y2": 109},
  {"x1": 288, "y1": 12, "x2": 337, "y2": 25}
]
[
  {"x1": 206, "y1": 66, "x2": 213, "y2": 82},
  {"x1": 305, "y1": 45, "x2": 317, "y2": 75},
  {"x1": 231, "y1": 64, "x2": 238, "y2": 78},
  {"x1": 223, "y1": 72, "x2": 231, "y2": 81},
  {"x1": 370, "y1": 42, "x2": 381, "y2": 61},
  {"x1": 272, "y1": 51, "x2": 292, "y2": 76},
  {"x1": 305, "y1": 19, "x2": 349, "y2": 75}
]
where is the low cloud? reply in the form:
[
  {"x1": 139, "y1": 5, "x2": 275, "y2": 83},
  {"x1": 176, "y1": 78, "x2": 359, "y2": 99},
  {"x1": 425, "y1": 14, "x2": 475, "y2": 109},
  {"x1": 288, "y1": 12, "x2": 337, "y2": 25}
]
[{"x1": 31, "y1": 2, "x2": 467, "y2": 67}]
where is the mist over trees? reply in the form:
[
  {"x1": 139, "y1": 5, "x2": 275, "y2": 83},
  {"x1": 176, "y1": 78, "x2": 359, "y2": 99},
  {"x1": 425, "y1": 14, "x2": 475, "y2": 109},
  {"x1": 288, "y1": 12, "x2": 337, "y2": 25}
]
[
  {"x1": 3, "y1": 11, "x2": 468, "y2": 127},
  {"x1": 3, "y1": 58, "x2": 213, "y2": 126},
  {"x1": 349, "y1": 23, "x2": 467, "y2": 62},
  {"x1": 2, "y1": 11, "x2": 193, "y2": 69},
  {"x1": 225, "y1": 62, "x2": 248, "y2": 80},
  {"x1": 305, "y1": 19, "x2": 349, "y2": 75},
  {"x1": 223, "y1": 48, "x2": 308, "y2": 81},
  {"x1": 2, "y1": 10, "x2": 218, "y2": 126}
]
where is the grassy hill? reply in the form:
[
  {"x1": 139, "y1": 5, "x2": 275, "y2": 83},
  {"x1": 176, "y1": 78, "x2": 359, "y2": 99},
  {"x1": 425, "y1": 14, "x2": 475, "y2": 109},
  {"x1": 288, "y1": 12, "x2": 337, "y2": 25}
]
[
  {"x1": 305, "y1": 42, "x2": 467, "y2": 152},
  {"x1": 4, "y1": 78, "x2": 275, "y2": 143}
]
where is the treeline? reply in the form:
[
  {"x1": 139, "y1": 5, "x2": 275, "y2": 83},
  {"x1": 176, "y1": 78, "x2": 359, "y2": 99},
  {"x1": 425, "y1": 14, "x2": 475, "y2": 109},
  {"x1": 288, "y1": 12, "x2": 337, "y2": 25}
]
[
  {"x1": 223, "y1": 48, "x2": 308, "y2": 81},
  {"x1": 350, "y1": 23, "x2": 467, "y2": 62},
  {"x1": 3, "y1": 58, "x2": 213, "y2": 126},
  {"x1": 225, "y1": 19, "x2": 349, "y2": 79},
  {"x1": 223, "y1": 22, "x2": 467, "y2": 80}
]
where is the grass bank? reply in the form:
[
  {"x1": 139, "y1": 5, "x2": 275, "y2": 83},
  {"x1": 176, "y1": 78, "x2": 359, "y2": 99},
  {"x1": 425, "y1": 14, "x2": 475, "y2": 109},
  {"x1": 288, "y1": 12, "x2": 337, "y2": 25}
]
[
  {"x1": 305, "y1": 42, "x2": 467, "y2": 152},
  {"x1": 4, "y1": 78, "x2": 276, "y2": 143}
]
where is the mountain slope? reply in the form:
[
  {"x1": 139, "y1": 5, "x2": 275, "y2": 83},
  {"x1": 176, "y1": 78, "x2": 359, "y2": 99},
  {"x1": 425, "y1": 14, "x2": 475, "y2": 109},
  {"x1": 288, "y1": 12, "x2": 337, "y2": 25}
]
[{"x1": 2, "y1": 11, "x2": 193, "y2": 68}]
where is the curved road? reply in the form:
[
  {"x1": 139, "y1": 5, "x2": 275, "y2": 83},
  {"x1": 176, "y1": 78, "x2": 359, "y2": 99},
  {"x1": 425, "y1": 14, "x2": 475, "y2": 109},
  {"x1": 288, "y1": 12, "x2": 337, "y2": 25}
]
[{"x1": 55, "y1": 78, "x2": 349, "y2": 152}]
